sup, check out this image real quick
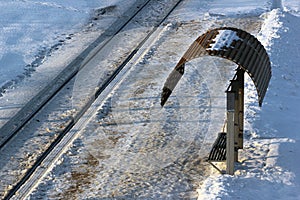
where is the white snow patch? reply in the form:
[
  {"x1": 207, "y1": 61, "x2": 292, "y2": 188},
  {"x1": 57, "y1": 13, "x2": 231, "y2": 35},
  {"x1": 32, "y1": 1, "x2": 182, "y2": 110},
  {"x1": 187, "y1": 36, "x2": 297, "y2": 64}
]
[
  {"x1": 282, "y1": 0, "x2": 300, "y2": 16},
  {"x1": 257, "y1": 9, "x2": 283, "y2": 51},
  {"x1": 197, "y1": 174, "x2": 228, "y2": 199},
  {"x1": 207, "y1": 30, "x2": 241, "y2": 51},
  {"x1": 206, "y1": 0, "x2": 269, "y2": 17}
]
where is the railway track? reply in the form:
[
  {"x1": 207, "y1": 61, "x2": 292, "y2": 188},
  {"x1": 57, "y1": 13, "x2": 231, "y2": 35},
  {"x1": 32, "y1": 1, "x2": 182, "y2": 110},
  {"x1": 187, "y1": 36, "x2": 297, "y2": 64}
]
[
  {"x1": 0, "y1": 0, "x2": 183, "y2": 199},
  {"x1": 0, "y1": 0, "x2": 149, "y2": 149}
]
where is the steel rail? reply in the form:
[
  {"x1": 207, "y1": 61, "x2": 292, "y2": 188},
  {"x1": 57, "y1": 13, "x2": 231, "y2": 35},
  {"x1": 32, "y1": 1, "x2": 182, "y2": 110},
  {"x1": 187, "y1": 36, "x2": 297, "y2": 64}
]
[
  {"x1": 3, "y1": 0, "x2": 183, "y2": 199},
  {"x1": 0, "y1": 0, "x2": 151, "y2": 149}
]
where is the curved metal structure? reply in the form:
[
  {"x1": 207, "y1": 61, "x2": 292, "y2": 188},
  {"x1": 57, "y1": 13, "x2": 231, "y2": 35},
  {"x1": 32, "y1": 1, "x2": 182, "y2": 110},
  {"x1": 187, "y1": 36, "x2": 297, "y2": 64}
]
[{"x1": 161, "y1": 27, "x2": 271, "y2": 106}]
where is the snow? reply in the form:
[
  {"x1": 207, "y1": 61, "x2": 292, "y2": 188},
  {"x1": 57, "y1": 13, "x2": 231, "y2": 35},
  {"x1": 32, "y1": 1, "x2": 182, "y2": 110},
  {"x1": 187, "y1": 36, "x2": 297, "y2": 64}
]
[
  {"x1": 0, "y1": 0, "x2": 135, "y2": 93},
  {"x1": 0, "y1": 0, "x2": 136, "y2": 128},
  {"x1": 0, "y1": 0, "x2": 300, "y2": 199},
  {"x1": 197, "y1": 1, "x2": 300, "y2": 200},
  {"x1": 207, "y1": 30, "x2": 241, "y2": 51},
  {"x1": 282, "y1": 0, "x2": 300, "y2": 16},
  {"x1": 257, "y1": 9, "x2": 283, "y2": 51},
  {"x1": 171, "y1": 0, "x2": 269, "y2": 22},
  {"x1": 0, "y1": 0, "x2": 91, "y2": 87}
]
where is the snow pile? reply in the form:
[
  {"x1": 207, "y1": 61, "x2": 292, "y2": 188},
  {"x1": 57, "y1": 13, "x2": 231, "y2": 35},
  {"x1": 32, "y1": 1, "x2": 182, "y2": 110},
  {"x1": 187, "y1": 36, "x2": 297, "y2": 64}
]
[
  {"x1": 257, "y1": 9, "x2": 283, "y2": 52},
  {"x1": 282, "y1": 0, "x2": 300, "y2": 16}
]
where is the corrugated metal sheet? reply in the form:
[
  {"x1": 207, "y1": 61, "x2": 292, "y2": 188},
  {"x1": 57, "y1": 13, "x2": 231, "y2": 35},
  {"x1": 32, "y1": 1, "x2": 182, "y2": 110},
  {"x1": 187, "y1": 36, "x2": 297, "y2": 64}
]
[{"x1": 161, "y1": 27, "x2": 271, "y2": 107}]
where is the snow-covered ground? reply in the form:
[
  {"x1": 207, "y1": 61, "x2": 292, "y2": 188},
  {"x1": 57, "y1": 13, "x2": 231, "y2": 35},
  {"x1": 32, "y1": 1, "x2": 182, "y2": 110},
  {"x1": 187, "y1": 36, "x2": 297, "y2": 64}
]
[
  {"x1": 0, "y1": 0, "x2": 137, "y2": 128},
  {"x1": 0, "y1": 0, "x2": 126, "y2": 91},
  {"x1": 0, "y1": 0, "x2": 300, "y2": 199},
  {"x1": 197, "y1": 1, "x2": 300, "y2": 200}
]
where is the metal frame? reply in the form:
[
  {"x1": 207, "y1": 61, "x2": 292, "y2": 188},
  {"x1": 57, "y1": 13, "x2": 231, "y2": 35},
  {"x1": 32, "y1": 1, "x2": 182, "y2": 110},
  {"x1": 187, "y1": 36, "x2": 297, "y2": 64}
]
[{"x1": 225, "y1": 68, "x2": 245, "y2": 174}]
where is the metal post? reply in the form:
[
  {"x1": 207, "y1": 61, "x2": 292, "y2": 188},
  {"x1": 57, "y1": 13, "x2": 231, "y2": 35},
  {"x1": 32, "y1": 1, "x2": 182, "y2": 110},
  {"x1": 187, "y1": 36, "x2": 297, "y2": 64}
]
[
  {"x1": 226, "y1": 92, "x2": 235, "y2": 175},
  {"x1": 229, "y1": 69, "x2": 245, "y2": 162},
  {"x1": 237, "y1": 68, "x2": 244, "y2": 149},
  {"x1": 231, "y1": 80, "x2": 239, "y2": 161}
]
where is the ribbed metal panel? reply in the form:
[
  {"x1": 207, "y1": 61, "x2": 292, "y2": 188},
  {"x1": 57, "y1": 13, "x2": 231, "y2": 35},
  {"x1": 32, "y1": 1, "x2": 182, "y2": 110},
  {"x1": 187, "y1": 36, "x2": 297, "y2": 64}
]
[{"x1": 161, "y1": 27, "x2": 271, "y2": 107}]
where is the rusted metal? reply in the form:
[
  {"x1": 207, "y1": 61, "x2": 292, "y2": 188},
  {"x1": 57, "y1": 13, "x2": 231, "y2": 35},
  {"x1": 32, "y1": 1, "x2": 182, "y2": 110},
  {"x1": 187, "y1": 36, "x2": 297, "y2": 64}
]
[{"x1": 161, "y1": 27, "x2": 271, "y2": 107}]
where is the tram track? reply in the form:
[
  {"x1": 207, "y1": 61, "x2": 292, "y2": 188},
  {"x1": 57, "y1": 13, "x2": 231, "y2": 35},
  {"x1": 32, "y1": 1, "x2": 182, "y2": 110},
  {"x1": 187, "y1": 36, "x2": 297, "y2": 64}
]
[
  {"x1": 0, "y1": 0, "x2": 150, "y2": 149},
  {"x1": 0, "y1": 0, "x2": 183, "y2": 199}
]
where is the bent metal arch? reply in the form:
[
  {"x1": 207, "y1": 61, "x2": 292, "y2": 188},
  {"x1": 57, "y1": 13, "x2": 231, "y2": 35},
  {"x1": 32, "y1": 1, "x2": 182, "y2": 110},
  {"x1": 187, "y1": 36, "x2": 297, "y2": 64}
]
[
  {"x1": 161, "y1": 27, "x2": 271, "y2": 107},
  {"x1": 160, "y1": 27, "x2": 271, "y2": 174}
]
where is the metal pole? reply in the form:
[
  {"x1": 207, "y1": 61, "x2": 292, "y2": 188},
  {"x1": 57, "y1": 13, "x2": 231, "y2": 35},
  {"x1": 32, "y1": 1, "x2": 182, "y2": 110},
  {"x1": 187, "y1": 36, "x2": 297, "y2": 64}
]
[
  {"x1": 226, "y1": 92, "x2": 235, "y2": 175},
  {"x1": 237, "y1": 68, "x2": 244, "y2": 149},
  {"x1": 229, "y1": 69, "x2": 245, "y2": 162},
  {"x1": 231, "y1": 80, "x2": 239, "y2": 162}
]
